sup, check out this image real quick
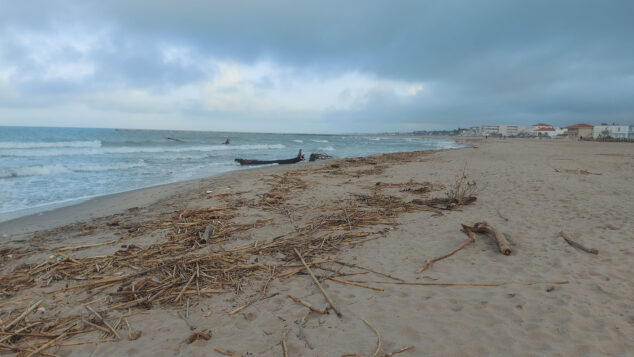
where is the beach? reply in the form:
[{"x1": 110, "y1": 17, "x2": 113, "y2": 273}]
[{"x1": 1, "y1": 138, "x2": 632, "y2": 356}]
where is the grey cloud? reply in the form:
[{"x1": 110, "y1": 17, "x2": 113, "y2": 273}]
[{"x1": 1, "y1": 0, "x2": 633, "y2": 131}]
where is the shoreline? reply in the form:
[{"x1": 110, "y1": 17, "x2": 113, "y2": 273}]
[
  {"x1": 0, "y1": 138, "x2": 631, "y2": 356},
  {"x1": 0, "y1": 141, "x2": 466, "y2": 236}
]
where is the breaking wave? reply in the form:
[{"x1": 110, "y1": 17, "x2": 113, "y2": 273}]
[
  {"x1": 0, "y1": 161, "x2": 147, "y2": 178},
  {"x1": 0, "y1": 144, "x2": 286, "y2": 157},
  {"x1": 0, "y1": 140, "x2": 102, "y2": 149}
]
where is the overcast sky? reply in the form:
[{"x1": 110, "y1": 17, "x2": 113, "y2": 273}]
[{"x1": 1, "y1": 1, "x2": 633, "y2": 133}]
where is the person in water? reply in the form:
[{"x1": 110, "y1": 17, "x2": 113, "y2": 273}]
[{"x1": 223, "y1": 137, "x2": 230, "y2": 144}]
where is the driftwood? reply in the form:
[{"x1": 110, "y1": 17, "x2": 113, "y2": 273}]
[
  {"x1": 309, "y1": 153, "x2": 333, "y2": 162},
  {"x1": 235, "y1": 149, "x2": 304, "y2": 166},
  {"x1": 559, "y1": 231, "x2": 598, "y2": 255},
  {"x1": 463, "y1": 222, "x2": 511, "y2": 255},
  {"x1": 416, "y1": 228, "x2": 476, "y2": 273}
]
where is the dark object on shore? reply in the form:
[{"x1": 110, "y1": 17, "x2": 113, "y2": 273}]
[
  {"x1": 309, "y1": 153, "x2": 333, "y2": 162},
  {"x1": 165, "y1": 137, "x2": 184, "y2": 143},
  {"x1": 235, "y1": 149, "x2": 304, "y2": 166},
  {"x1": 223, "y1": 138, "x2": 230, "y2": 144},
  {"x1": 411, "y1": 196, "x2": 476, "y2": 210}
]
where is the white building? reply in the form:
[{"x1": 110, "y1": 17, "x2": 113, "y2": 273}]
[
  {"x1": 593, "y1": 124, "x2": 632, "y2": 139},
  {"x1": 478, "y1": 125, "x2": 527, "y2": 137}
]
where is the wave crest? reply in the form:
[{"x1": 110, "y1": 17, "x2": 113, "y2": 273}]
[{"x1": 0, "y1": 140, "x2": 102, "y2": 149}]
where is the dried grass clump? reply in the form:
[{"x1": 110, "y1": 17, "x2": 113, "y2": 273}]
[{"x1": 445, "y1": 168, "x2": 478, "y2": 206}]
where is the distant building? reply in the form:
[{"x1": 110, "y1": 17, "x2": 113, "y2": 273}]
[
  {"x1": 478, "y1": 125, "x2": 527, "y2": 137},
  {"x1": 532, "y1": 123, "x2": 554, "y2": 131},
  {"x1": 565, "y1": 124, "x2": 594, "y2": 138},
  {"x1": 592, "y1": 124, "x2": 632, "y2": 139},
  {"x1": 531, "y1": 123, "x2": 556, "y2": 137}
]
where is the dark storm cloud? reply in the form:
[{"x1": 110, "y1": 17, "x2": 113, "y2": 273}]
[{"x1": 0, "y1": 0, "x2": 633, "y2": 131}]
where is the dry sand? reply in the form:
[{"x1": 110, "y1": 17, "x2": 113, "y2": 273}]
[{"x1": 1, "y1": 138, "x2": 632, "y2": 356}]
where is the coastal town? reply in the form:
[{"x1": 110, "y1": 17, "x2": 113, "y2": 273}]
[{"x1": 414, "y1": 122, "x2": 634, "y2": 140}]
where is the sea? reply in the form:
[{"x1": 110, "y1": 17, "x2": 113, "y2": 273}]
[{"x1": 0, "y1": 126, "x2": 461, "y2": 222}]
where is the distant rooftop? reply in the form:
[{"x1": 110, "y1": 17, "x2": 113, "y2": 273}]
[
  {"x1": 565, "y1": 123, "x2": 593, "y2": 128},
  {"x1": 535, "y1": 127, "x2": 555, "y2": 131},
  {"x1": 533, "y1": 123, "x2": 552, "y2": 126}
]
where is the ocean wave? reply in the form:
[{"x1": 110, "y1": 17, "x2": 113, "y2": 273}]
[
  {"x1": 311, "y1": 139, "x2": 328, "y2": 143},
  {"x1": 0, "y1": 140, "x2": 102, "y2": 149},
  {"x1": 292, "y1": 139, "x2": 303, "y2": 143},
  {"x1": 319, "y1": 146, "x2": 335, "y2": 151},
  {"x1": 0, "y1": 164, "x2": 71, "y2": 178},
  {"x1": 0, "y1": 161, "x2": 147, "y2": 178},
  {"x1": 0, "y1": 144, "x2": 286, "y2": 157}
]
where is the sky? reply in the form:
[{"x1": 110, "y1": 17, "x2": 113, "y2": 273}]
[{"x1": 0, "y1": 1, "x2": 633, "y2": 133}]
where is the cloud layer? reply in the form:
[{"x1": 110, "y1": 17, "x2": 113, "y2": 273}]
[{"x1": 1, "y1": 0, "x2": 633, "y2": 132}]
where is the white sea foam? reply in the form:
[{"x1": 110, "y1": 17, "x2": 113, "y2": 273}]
[
  {"x1": 311, "y1": 139, "x2": 328, "y2": 143},
  {"x1": 0, "y1": 144, "x2": 286, "y2": 157},
  {"x1": 319, "y1": 146, "x2": 335, "y2": 151},
  {"x1": 0, "y1": 164, "x2": 71, "y2": 178},
  {"x1": 293, "y1": 139, "x2": 303, "y2": 143},
  {"x1": 0, "y1": 140, "x2": 102, "y2": 149},
  {"x1": 0, "y1": 161, "x2": 147, "y2": 178}
]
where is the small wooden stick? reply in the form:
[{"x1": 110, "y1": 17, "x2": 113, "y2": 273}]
[
  {"x1": 287, "y1": 295, "x2": 328, "y2": 314},
  {"x1": 416, "y1": 229, "x2": 475, "y2": 273},
  {"x1": 3, "y1": 300, "x2": 42, "y2": 331},
  {"x1": 559, "y1": 231, "x2": 598, "y2": 255},
  {"x1": 382, "y1": 345, "x2": 414, "y2": 356},
  {"x1": 175, "y1": 273, "x2": 196, "y2": 302},
  {"x1": 213, "y1": 347, "x2": 242, "y2": 356},
  {"x1": 26, "y1": 332, "x2": 67, "y2": 357},
  {"x1": 82, "y1": 318, "x2": 112, "y2": 335},
  {"x1": 333, "y1": 261, "x2": 404, "y2": 281},
  {"x1": 328, "y1": 277, "x2": 384, "y2": 292},
  {"x1": 56, "y1": 240, "x2": 116, "y2": 252},
  {"x1": 362, "y1": 319, "x2": 382, "y2": 357},
  {"x1": 282, "y1": 331, "x2": 289, "y2": 357},
  {"x1": 56, "y1": 252, "x2": 81, "y2": 264},
  {"x1": 85, "y1": 306, "x2": 121, "y2": 340},
  {"x1": 57, "y1": 339, "x2": 117, "y2": 347},
  {"x1": 294, "y1": 248, "x2": 342, "y2": 318}
]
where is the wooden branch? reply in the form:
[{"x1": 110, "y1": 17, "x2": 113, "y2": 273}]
[
  {"x1": 294, "y1": 248, "x2": 342, "y2": 318},
  {"x1": 56, "y1": 240, "x2": 116, "y2": 252},
  {"x1": 465, "y1": 222, "x2": 511, "y2": 255},
  {"x1": 381, "y1": 345, "x2": 414, "y2": 356},
  {"x1": 333, "y1": 261, "x2": 404, "y2": 282},
  {"x1": 3, "y1": 300, "x2": 42, "y2": 331},
  {"x1": 213, "y1": 347, "x2": 242, "y2": 356},
  {"x1": 282, "y1": 331, "x2": 289, "y2": 357},
  {"x1": 85, "y1": 306, "x2": 121, "y2": 340},
  {"x1": 328, "y1": 277, "x2": 384, "y2": 292},
  {"x1": 175, "y1": 273, "x2": 196, "y2": 302},
  {"x1": 287, "y1": 295, "x2": 328, "y2": 314},
  {"x1": 416, "y1": 229, "x2": 475, "y2": 273},
  {"x1": 26, "y1": 332, "x2": 67, "y2": 357},
  {"x1": 559, "y1": 231, "x2": 598, "y2": 255},
  {"x1": 362, "y1": 319, "x2": 382, "y2": 357},
  {"x1": 363, "y1": 280, "x2": 568, "y2": 287}
]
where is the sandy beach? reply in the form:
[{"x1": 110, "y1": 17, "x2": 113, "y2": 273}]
[{"x1": 1, "y1": 139, "x2": 632, "y2": 356}]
